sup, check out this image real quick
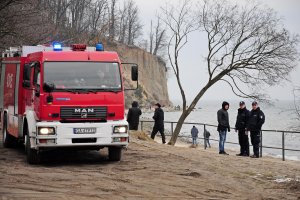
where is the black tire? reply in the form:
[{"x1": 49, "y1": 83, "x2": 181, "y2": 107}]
[
  {"x1": 108, "y1": 147, "x2": 122, "y2": 161},
  {"x1": 25, "y1": 133, "x2": 40, "y2": 164},
  {"x1": 3, "y1": 115, "x2": 15, "y2": 148}
]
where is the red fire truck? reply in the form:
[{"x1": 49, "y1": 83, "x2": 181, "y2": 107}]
[{"x1": 0, "y1": 43, "x2": 138, "y2": 164}]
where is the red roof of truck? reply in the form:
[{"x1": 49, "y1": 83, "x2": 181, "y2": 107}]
[{"x1": 27, "y1": 51, "x2": 121, "y2": 62}]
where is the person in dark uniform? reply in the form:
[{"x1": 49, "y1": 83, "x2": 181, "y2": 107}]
[
  {"x1": 235, "y1": 101, "x2": 250, "y2": 156},
  {"x1": 247, "y1": 101, "x2": 265, "y2": 158},
  {"x1": 151, "y1": 103, "x2": 166, "y2": 144},
  {"x1": 127, "y1": 101, "x2": 142, "y2": 130}
]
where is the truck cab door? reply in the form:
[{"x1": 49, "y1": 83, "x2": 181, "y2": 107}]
[
  {"x1": 23, "y1": 62, "x2": 41, "y2": 116},
  {"x1": 32, "y1": 63, "x2": 41, "y2": 118}
]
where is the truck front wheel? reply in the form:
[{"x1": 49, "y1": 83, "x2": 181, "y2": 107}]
[
  {"x1": 3, "y1": 115, "x2": 15, "y2": 148},
  {"x1": 108, "y1": 147, "x2": 122, "y2": 161},
  {"x1": 25, "y1": 134, "x2": 40, "y2": 164}
]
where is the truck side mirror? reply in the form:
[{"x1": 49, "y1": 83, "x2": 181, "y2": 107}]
[
  {"x1": 131, "y1": 65, "x2": 138, "y2": 81},
  {"x1": 122, "y1": 62, "x2": 139, "y2": 91},
  {"x1": 43, "y1": 82, "x2": 55, "y2": 93}
]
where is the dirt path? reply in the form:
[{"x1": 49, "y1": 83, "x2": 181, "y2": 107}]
[{"x1": 0, "y1": 132, "x2": 299, "y2": 200}]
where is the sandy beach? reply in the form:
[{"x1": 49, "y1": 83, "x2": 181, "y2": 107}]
[{"x1": 0, "y1": 131, "x2": 299, "y2": 200}]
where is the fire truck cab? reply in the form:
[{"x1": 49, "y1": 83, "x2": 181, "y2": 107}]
[{"x1": 0, "y1": 43, "x2": 138, "y2": 164}]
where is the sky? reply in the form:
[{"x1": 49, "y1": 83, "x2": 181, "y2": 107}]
[{"x1": 134, "y1": 0, "x2": 300, "y2": 104}]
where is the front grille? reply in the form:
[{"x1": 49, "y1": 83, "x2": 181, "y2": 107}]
[{"x1": 60, "y1": 107, "x2": 107, "y2": 119}]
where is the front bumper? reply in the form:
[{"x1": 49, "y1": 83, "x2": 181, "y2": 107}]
[{"x1": 31, "y1": 120, "x2": 129, "y2": 149}]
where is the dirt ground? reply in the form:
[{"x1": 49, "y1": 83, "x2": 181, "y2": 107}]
[{"x1": 0, "y1": 131, "x2": 299, "y2": 200}]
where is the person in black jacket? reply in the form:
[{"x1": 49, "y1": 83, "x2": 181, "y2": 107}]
[
  {"x1": 247, "y1": 101, "x2": 265, "y2": 158},
  {"x1": 217, "y1": 101, "x2": 230, "y2": 155},
  {"x1": 235, "y1": 101, "x2": 250, "y2": 156},
  {"x1": 151, "y1": 103, "x2": 166, "y2": 144},
  {"x1": 127, "y1": 101, "x2": 142, "y2": 130}
]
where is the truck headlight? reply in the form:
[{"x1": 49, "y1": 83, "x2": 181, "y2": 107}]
[
  {"x1": 113, "y1": 126, "x2": 128, "y2": 133},
  {"x1": 38, "y1": 127, "x2": 55, "y2": 135}
]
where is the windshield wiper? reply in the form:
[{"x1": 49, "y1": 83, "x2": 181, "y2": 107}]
[
  {"x1": 72, "y1": 89, "x2": 98, "y2": 94},
  {"x1": 99, "y1": 88, "x2": 121, "y2": 93},
  {"x1": 55, "y1": 89, "x2": 77, "y2": 93},
  {"x1": 55, "y1": 88, "x2": 121, "y2": 94}
]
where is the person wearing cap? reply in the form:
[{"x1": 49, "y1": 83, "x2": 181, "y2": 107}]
[
  {"x1": 127, "y1": 101, "x2": 142, "y2": 130},
  {"x1": 235, "y1": 101, "x2": 250, "y2": 156},
  {"x1": 217, "y1": 101, "x2": 230, "y2": 155},
  {"x1": 151, "y1": 103, "x2": 166, "y2": 144},
  {"x1": 247, "y1": 101, "x2": 265, "y2": 158}
]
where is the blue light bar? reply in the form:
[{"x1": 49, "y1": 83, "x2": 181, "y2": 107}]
[
  {"x1": 53, "y1": 42, "x2": 62, "y2": 51},
  {"x1": 96, "y1": 43, "x2": 104, "y2": 51}
]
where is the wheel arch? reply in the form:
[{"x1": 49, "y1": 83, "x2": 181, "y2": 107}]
[
  {"x1": 24, "y1": 110, "x2": 37, "y2": 137},
  {"x1": 23, "y1": 117, "x2": 28, "y2": 137}
]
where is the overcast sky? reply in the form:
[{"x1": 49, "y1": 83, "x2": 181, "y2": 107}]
[{"x1": 134, "y1": 0, "x2": 300, "y2": 103}]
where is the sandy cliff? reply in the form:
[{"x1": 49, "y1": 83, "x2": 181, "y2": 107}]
[{"x1": 105, "y1": 41, "x2": 171, "y2": 108}]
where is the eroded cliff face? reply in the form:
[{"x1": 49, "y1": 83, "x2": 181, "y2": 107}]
[{"x1": 105, "y1": 42, "x2": 171, "y2": 108}]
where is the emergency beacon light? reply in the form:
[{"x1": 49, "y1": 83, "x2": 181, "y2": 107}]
[{"x1": 53, "y1": 42, "x2": 62, "y2": 51}]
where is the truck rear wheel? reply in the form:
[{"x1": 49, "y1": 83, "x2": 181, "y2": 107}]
[
  {"x1": 3, "y1": 115, "x2": 15, "y2": 148},
  {"x1": 108, "y1": 147, "x2": 122, "y2": 161},
  {"x1": 26, "y1": 134, "x2": 40, "y2": 164}
]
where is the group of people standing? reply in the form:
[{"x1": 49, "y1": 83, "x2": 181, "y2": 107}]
[
  {"x1": 127, "y1": 101, "x2": 166, "y2": 144},
  {"x1": 127, "y1": 100, "x2": 265, "y2": 159},
  {"x1": 191, "y1": 126, "x2": 211, "y2": 149},
  {"x1": 217, "y1": 101, "x2": 265, "y2": 158}
]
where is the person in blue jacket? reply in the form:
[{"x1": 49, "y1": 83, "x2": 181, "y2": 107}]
[{"x1": 191, "y1": 126, "x2": 199, "y2": 146}]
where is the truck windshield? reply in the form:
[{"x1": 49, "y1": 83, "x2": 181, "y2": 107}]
[{"x1": 44, "y1": 62, "x2": 122, "y2": 91}]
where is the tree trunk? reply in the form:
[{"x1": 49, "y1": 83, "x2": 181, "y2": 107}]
[
  {"x1": 168, "y1": 111, "x2": 189, "y2": 145},
  {"x1": 168, "y1": 78, "x2": 221, "y2": 145}
]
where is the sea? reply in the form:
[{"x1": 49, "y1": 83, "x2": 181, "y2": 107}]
[{"x1": 141, "y1": 100, "x2": 300, "y2": 161}]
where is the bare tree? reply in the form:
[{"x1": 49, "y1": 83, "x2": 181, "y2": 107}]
[
  {"x1": 0, "y1": 0, "x2": 57, "y2": 49},
  {"x1": 149, "y1": 15, "x2": 167, "y2": 56},
  {"x1": 160, "y1": 0, "x2": 197, "y2": 145},
  {"x1": 0, "y1": 0, "x2": 23, "y2": 39},
  {"x1": 149, "y1": 20, "x2": 154, "y2": 54},
  {"x1": 126, "y1": 0, "x2": 142, "y2": 45},
  {"x1": 0, "y1": 0, "x2": 146, "y2": 48},
  {"x1": 88, "y1": 0, "x2": 109, "y2": 42},
  {"x1": 163, "y1": 0, "x2": 299, "y2": 145},
  {"x1": 108, "y1": 0, "x2": 117, "y2": 40},
  {"x1": 38, "y1": 0, "x2": 73, "y2": 42},
  {"x1": 293, "y1": 87, "x2": 300, "y2": 123},
  {"x1": 114, "y1": 0, "x2": 142, "y2": 45},
  {"x1": 117, "y1": 1, "x2": 128, "y2": 43}
]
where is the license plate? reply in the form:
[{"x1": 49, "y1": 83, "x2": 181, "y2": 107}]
[{"x1": 73, "y1": 128, "x2": 96, "y2": 134}]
